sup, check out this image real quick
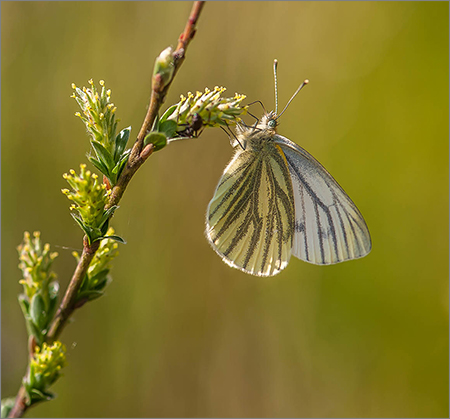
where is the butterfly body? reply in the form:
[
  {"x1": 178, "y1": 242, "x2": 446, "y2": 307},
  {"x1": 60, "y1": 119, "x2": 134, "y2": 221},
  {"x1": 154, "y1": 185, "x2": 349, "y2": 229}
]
[{"x1": 206, "y1": 109, "x2": 371, "y2": 277}]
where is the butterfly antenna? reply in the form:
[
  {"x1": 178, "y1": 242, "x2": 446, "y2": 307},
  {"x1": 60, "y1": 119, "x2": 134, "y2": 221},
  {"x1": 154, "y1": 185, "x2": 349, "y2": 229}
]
[
  {"x1": 277, "y1": 79, "x2": 309, "y2": 119},
  {"x1": 273, "y1": 59, "x2": 279, "y2": 115}
]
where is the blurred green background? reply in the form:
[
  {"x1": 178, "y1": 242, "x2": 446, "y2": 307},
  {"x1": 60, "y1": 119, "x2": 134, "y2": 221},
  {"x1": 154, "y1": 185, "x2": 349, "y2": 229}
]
[{"x1": 2, "y1": 2, "x2": 448, "y2": 418}]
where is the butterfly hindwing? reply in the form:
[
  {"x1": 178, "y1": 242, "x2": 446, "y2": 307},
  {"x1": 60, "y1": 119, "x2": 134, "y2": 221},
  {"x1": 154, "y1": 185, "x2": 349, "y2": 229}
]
[
  {"x1": 206, "y1": 142, "x2": 295, "y2": 276},
  {"x1": 274, "y1": 134, "x2": 372, "y2": 265}
]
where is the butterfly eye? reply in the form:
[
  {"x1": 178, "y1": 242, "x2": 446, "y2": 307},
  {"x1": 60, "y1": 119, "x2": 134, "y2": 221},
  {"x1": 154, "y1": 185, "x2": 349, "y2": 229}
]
[{"x1": 268, "y1": 119, "x2": 277, "y2": 128}]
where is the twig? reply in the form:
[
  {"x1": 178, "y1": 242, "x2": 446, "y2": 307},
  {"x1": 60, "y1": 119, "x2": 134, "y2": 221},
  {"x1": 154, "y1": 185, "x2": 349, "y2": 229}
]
[
  {"x1": 46, "y1": 238, "x2": 100, "y2": 341},
  {"x1": 8, "y1": 2, "x2": 205, "y2": 417},
  {"x1": 108, "y1": 0, "x2": 205, "y2": 208},
  {"x1": 7, "y1": 387, "x2": 27, "y2": 419}
]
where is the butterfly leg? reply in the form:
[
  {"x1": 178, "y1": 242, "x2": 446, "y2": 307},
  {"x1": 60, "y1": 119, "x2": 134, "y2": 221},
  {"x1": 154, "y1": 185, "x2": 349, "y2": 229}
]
[{"x1": 223, "y1": 121, "x2": 245, "y2": 150}]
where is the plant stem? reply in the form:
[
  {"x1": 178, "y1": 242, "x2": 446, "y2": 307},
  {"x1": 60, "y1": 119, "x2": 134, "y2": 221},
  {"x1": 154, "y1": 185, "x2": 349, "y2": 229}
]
[
  {"x1": 8, "y1": 2, "x2": 205, "y2": 417},
  {"x1": 7, "y1": 386, "x2": 27, "y2": 419},
  {"x1": 110, "y1": 0, "x2": 205, "y2": 207},
  {"x1": 46, "y1": 238, "x2": 100, "y2": 341}
]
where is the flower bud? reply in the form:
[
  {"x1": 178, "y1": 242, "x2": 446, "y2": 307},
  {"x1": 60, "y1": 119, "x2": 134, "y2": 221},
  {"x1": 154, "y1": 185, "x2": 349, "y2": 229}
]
[{"x1": 153, "y1": 46, "x2": 175, "y2": 88}]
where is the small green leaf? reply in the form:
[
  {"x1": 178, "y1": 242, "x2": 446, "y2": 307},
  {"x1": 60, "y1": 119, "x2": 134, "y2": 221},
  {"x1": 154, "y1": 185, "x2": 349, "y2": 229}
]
[
  {"x1": 98, "y1": 205, "x2": 119, "y2": 232},
  {"x1": 100, "y1": 219, "x2": 110, "y2": 237},
  {"x1": 160, "y1": 105, "x2": 177, "y2": 123},
  {"x1": 78, "y1": 273, "x2": 89, "y2": 293},
  {"x1": 144, "y1": 132, "x2": 167, "y2": 151},
  {"x1": 30, "y1": 293, "x2": 47, "y2": 331},
  {"x1": 102, "y1": 235, "x2": 127, "y2": 244},
  {"x1": 70, "y1": 213, "x2": 93, "y2": 243},
  {"x1": 151, "y1": 113, "x2": 160, "y2": 132},
  {"x1": 114, "y1": 127, "x2": 131, "y2": 160},
  {"x1": 111, "y1": 150, "x2": 130, "y2": 177},
  {"x1": 18, "y1": 294, "x2": 30, "y2": 317},
  {"x1": 29, "y1": 389, "x2": 54, "y2": 403},
  {"x1": 47, "y1": 282, "x2": 60, "y2": 320},
  {"x1": 92, "y1": 234, "x2": 124, "y2": 244},
  {"x1": 91, "y1": 140, "x2": 115, "y2": 171},
  {"x1": 159, "y1": 120, "x2": 178, "y2": 139},
  {"x1": 71, "y1": 213, "x2": 90, "y2": 234},
  {"x1": 88, "y1": 155, "x2": 109, "y2": 177},
  {"x1": 19, "y1": 295, "x2": 43, "y2": 344},
  {"x1": 23, "y1": 379, "x2": 33, "y2": 403},
  {"x1": 76, "y1": 290, "x2": 105, "y2": 303},
  {"x1": 75, "y1": 271, "x2": 112, "y2": 305},
  {"x1": 89, "y1": 270, "x2": 110, "y2": 290},
  {"x1": 104, "y1": 205, "x2": 119, "y2": 220}
]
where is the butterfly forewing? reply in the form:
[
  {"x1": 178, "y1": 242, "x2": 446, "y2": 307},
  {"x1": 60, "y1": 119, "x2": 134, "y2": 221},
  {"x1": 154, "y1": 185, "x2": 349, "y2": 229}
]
[
  {"x1": 206, "y1": 142, "x2": 295, "y2": 276},
  {"x1": 274, "y1": 135, "x2": 372, "y2": 265}
]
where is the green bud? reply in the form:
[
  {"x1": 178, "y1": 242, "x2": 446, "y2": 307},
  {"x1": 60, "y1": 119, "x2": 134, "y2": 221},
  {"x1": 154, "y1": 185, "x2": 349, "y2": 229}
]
[
  {"x1": 144, "y1": 132, "x2": 167, "y2": 152},
  {"x1": 153, "y1": 46, "x2": 175, "y2": 88}
]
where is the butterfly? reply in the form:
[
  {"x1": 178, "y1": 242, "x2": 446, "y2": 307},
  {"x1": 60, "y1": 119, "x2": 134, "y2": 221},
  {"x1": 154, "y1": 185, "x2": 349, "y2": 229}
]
[{"x1": 205, "y1": 60, "x2": 372, "y2": 276}]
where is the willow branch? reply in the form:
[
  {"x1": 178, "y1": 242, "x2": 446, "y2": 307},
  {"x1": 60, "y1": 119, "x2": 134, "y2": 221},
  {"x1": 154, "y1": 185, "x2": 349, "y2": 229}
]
[
  {"x1": 8, "y1": 2, "x2": 205, "y2": 417},
  {"x1": 107, "y1": 0, "x2": 205, "y2": 209},
  {"x1": 49, "y1": 0, "x2": 204, "y2": 343},
  {"x1": 7, "y1": 387, "x2": 27, "y2": 419},
  {"x1": 46, "y1": 238, "x2": 100, "y2": 341}
]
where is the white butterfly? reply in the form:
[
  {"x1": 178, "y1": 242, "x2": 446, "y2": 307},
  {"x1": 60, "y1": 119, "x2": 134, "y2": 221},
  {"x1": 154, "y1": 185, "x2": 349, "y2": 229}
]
[{"x1": 206, "y1": 61, "x2": 372, "y2": 276}]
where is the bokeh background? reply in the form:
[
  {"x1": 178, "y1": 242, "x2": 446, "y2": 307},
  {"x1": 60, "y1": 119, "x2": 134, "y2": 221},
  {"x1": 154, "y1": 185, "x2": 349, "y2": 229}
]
[{"x1": 2, "y1": 2, "x2": 448, "y2": 418}]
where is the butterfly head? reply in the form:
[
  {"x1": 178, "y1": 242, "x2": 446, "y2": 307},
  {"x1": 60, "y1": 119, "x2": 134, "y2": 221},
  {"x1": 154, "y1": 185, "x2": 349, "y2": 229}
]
[{"x1": 257, "y1": 111, "x2": 278, "y2": 133}]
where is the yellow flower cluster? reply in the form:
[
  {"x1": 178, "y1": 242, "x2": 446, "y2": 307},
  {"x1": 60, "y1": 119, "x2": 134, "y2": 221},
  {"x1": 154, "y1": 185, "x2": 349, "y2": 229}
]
[
  {"x1": 62, "y1": 164, "x2": 110, "y2": 228},
  {"x1": 168, "y1": 86, "x2": 247, "y2": 137},
  {"x1": 29, "y1": 341, "x2": 66, "y2": 389},
  {"x1": 17, "y1": 232, "x2": 58, "y2": 300},
  {"x1": 71, "y1": 79, "x2": 117, "y2": 148}
]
